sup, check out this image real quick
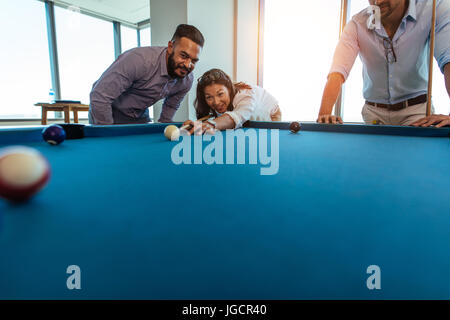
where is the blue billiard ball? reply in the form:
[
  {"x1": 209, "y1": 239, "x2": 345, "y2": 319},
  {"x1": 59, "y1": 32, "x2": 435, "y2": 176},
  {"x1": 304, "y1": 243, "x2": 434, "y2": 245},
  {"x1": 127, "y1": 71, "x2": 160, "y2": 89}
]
[{"x1": 42, "y1": 124, "x2": 66, "y2": 145}]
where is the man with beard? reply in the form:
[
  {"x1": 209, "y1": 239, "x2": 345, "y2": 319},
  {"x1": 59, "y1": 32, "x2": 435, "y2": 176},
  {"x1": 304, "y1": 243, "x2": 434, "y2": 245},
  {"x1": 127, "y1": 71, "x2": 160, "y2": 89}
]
[
  {"x1": 89, "y1": 24, "x2": 204, "y2": 124},
  {"x1": 317, "y1": 0, "x2": 449, "y2": 126}
]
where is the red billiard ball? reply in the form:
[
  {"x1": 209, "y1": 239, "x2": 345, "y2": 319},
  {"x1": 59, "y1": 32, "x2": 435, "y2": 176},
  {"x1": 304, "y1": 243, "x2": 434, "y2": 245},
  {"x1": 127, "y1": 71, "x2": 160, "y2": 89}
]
[
  {"x1": 290, "y1": 121, "x2": 301, "y2": 133},
  {"x1": 42, "y1": 124, "x2": 66, "y2": 145},
  {"x1": 0, "y1": 146, "x2": 50, "y2": 202}
]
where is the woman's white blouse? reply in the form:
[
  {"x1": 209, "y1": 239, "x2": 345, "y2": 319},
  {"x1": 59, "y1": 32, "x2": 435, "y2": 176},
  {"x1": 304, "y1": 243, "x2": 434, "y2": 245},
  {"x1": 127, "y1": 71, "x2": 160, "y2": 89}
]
[{"x1": 225, "y1": 85, "x2": 279, "y2": 128}]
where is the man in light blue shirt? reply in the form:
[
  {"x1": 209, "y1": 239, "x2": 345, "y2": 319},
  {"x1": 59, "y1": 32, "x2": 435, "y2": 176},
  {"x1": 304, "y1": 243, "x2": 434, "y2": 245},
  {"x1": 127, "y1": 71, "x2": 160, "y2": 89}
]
[
  {"x1": 89, "y1": 24, "x2": 204, "y2": 125},
  {"x1": 317, "y1": 0, "x2": 450, "y2": 126}
]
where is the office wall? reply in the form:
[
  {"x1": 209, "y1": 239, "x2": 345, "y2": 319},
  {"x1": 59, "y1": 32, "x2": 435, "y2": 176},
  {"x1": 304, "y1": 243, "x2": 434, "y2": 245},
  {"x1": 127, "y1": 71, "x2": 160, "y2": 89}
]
[
  {"x1": 236, "y1": 0, "x2": 259, "y2": 86},
  {"x1": 149, "y1": 0, "x2": 188, "y2": 122},
  {"x1": 186, "y1": 0, "x2": 235, "y2": 119},
  {"x1": 149, "y1": 0, "x2": 259, "y2": 121}
]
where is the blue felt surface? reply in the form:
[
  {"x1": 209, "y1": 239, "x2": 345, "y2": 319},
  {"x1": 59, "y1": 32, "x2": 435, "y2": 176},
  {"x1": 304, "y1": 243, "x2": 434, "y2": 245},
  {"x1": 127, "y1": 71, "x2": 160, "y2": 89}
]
[{"x1": 0, "y1": 127, "x2": 449, "y2": 299}]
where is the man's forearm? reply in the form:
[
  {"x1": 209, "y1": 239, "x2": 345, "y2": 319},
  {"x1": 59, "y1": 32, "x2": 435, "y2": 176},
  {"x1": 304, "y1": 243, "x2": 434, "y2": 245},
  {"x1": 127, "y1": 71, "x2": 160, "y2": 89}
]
[
  {"x1": 318, "y1": 73, "x2": 345, "y2": 116},
  {"x1": 159, "y1": 89, "x2": 191, "y2": 122},
  {"x1": 158, "y1": 104, "x2": 178, "y2": 123},
  {"x1": 444, "y1": 63, "x2": 450, "y2": 99},
  {"x1": 89, "y1": 90, "x2": 114, "y2": 125}
]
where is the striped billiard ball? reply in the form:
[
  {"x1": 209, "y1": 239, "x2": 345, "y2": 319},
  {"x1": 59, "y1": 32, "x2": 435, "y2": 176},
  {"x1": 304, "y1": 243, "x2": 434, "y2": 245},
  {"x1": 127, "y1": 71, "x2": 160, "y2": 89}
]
[
  {"x1": 289, "y1": 121, "x2": 301, "y2": 133},
  {"x1": 0, "y1": 146, "x2": 50, "y2": 202}
]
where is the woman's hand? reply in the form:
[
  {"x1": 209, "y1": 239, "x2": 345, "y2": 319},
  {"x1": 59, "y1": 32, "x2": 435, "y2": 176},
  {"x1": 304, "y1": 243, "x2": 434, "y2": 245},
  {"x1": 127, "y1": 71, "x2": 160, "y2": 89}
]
[{"x1": 181, "y1": 120, "x2": 216, "y2": 135}]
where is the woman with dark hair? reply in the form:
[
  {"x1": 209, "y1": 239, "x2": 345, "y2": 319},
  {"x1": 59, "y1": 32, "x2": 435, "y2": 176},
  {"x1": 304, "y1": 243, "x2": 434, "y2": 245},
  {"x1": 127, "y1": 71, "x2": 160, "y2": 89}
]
[{"x1": 183, "y1": 68, "x2": 281, "y2": 134}]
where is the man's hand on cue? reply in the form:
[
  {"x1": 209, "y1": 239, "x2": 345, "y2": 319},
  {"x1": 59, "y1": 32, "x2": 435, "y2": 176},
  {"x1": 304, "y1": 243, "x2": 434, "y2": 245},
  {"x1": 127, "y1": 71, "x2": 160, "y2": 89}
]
[
  {"x1": 317, "y1": 114, "x2": 343, "y2": 124},
  {"x1": 411, "y1": 114, "x2": 450, "y2": 128}
]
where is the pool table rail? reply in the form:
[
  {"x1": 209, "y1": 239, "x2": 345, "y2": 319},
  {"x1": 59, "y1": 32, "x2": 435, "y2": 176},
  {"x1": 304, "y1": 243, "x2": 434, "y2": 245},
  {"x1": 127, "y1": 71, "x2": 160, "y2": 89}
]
[{"x1": 1, "y1": 121, "x2": 449, "y2": 146}]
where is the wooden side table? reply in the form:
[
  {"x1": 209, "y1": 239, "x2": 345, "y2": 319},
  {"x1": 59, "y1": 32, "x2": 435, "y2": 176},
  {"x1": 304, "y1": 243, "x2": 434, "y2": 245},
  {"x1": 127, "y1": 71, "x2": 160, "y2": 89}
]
[{"x1": 34, "y1": 102, "x2": 90, "y2": 125}]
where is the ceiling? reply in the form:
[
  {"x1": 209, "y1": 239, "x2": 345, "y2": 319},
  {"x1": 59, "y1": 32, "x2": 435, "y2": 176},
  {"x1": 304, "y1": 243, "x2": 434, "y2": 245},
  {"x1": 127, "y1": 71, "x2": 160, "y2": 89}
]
[{"x1": 49, "y1": 0, "x2": 150, "y2": 26}]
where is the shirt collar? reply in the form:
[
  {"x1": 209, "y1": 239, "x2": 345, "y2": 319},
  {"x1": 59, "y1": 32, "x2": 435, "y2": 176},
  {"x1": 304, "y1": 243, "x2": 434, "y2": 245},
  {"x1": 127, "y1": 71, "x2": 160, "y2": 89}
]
[
  {"x1": 160, "y1": 47, "x2": 170, "y2": 78},
  {"x1": 404, "y1": 0, "x2": 416, "y2": 22}
]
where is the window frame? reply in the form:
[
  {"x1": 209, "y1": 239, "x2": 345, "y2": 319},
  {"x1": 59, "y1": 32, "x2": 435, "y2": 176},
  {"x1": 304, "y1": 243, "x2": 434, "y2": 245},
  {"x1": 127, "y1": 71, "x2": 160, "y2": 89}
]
[{"x1": 0, "y1": 0, "x2": 150, "y2": 122}]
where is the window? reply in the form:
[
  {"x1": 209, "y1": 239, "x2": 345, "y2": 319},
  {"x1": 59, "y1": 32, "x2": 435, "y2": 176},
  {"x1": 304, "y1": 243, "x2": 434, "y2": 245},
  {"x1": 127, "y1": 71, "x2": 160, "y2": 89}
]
[
  {"x1": 344, "y1": 0, "x2": 449, "y2": 121},
  {"x1": 0, "y1": 0, "x2": 51, "y2": 119},
  {"x1": 263, "y1": 0, "x2": 449, "y2": 123},
  {"x1": 432, "y1": 62, "x2": 450, "y2": 116},
  {"x1": 0, "y1": 2, "x2": 152, "y2": 121},
  {"x1": 139, "y1": 27, "x2": 151, "y2": 46},
  {"x1": 263, "y1": 0, "x2": 341, "y2": 121},
  {"x1": 121, "y1": 25, "x2": 138, "y2": 52},
  {"x1": 341, "y1": 0, "x2": 367, "y2": 122},
  {"x1": 55, "y1": 6, "x2": 115, "y2": 109}
]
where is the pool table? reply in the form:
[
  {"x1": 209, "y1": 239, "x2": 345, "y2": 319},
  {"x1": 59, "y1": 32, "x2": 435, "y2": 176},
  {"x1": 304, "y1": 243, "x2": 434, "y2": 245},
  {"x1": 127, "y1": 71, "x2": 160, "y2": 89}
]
[{"x1": 0, "y1": 122, "x2": 449, "y2": 300}]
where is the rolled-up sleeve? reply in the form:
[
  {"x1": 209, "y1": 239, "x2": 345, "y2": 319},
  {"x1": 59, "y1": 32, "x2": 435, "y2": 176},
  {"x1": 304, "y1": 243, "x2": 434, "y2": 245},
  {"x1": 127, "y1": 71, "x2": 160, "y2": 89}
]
[
  {"x1": 89, "y1": 52, "x2": 146, "y2": 125},
  {"x1": 225, "y1": 90, "x2": 257, "y2": 129},
  {"x1": 435, "y1": 0, "x2": 450, "y2": 73},
  {"x1": 158, "y1": 82, "x2": 192, "y2": 123},
  {"x1": 329, "y1": 20, "x2": 360, "y2": 81}
]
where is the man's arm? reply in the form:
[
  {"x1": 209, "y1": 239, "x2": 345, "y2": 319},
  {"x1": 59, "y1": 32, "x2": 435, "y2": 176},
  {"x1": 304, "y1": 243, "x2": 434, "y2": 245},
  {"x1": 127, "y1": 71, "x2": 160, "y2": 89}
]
[
  {"x1": 445, "y1": 63, "x2": 450, "y2": 97},
  {"x1": 317, "y1": 73, "x2": 345, "y2": 124},
  {"x1": 434, "y1": 0, "x2": 450, "y2": 97},
  {"x1": 411, "y1": 64, "x2": 450, "y2": 128},
  {"x1": 317, "y1": 20, "x2": 359, "y2": 124},
  {"x1": 89, "y1": 51, "x2": 145, "y2": 125},
  {"x1": 411, "y1": 0, "x2": 450, "y2": 128},
  {"x1": 158, "y1": 84, "x2": 192, "y2": 123}
]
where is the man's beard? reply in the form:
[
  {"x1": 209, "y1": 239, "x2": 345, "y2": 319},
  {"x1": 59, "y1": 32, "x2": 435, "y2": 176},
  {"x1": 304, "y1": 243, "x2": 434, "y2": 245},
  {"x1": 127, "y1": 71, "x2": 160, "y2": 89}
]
[
  {"x1": 167, "y1": 52, "x2": 191, "y2": 79},
  {"x1": 379, "y1": 3, "x2": 391, "y2": 18}
]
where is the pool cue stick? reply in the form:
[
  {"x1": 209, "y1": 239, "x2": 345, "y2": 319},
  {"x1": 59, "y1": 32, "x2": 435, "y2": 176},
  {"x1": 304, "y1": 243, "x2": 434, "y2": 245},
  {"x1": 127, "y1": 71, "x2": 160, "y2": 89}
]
[
  {"x1": 198, "y1": 114, "x2": 214, "y2": 122},
  {"x1": 179, "y1": 114, "x2": 213, "y2": 131},
  {"x1": 426, "y1": 0, "x2": 437, "y2": 116},
  {"x1": 334, "y1": 0, "x2": 348, "y2": 119}
]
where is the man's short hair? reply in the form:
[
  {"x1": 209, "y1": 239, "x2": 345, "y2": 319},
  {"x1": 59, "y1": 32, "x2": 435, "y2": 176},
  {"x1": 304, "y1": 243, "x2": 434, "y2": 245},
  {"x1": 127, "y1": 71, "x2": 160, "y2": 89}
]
[{"x1": 171, "y1": 24, "x2": 205, "y2": 47}]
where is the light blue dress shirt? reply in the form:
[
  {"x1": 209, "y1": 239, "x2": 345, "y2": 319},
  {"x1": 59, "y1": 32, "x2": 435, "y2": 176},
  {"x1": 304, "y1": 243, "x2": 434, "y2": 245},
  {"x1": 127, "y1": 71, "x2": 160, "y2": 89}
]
[
  {"x1": 89, "y1": 47, "x2": 193, "y2": 125},
  {"x1": 329, "y1": 0, "x2": 450, "y2": 105}
]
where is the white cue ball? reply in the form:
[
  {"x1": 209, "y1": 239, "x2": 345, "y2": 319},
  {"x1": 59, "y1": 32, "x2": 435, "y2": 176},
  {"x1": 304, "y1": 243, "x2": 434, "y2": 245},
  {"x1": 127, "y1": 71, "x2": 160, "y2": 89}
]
[
  {"x1": 163, "y1": 125, "x2": 176, "y2": 139},
  {"x1": 164, "y1": 125, "x2": 180, "y2": 141},
  {"x1": 169, "y1": 128, "x2": 180, "y2": 141}
]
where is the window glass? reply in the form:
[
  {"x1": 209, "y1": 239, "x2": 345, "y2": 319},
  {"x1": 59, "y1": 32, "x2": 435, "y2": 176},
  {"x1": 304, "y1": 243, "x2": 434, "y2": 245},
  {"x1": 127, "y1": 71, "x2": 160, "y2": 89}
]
[
  {"x1": 55, "y1": 6, "x2": 115, "y2": 111},
  {"x1": 341, "y1": 0, "x2": 367, "y2": 122},
  {"x1": 263, "y1": 1, "x2": 341, "y2": 121},
  {"x1": 121, "y1": 25, "x2": 138, "y2": 52},
  {"x1": 140, "y1": 27, "x2": 151, "y2": 46},
  {"x1": 0, "y1": 0, "x2": 51, "y2": 118}
]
